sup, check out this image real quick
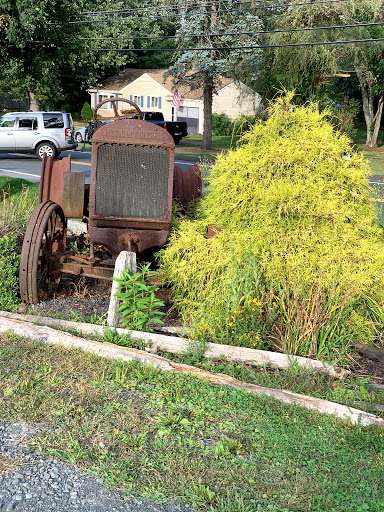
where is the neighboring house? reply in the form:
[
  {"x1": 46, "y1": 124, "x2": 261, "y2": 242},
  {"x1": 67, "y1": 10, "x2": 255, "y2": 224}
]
[{"x1": 87, "y1": 69, "x2": 262, "y2": 135}]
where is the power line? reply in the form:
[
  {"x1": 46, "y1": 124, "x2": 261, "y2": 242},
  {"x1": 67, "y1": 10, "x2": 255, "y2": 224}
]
[
  {"x1": 68, "y1": 0, "x2": 352, "y2": 24},
  {"x1": 79, "y1": 21, "x2": 384, "y2": 42},
  {"x1": 80, "y1": 0, "x2": 274, "y2": 16},
  {"x1": 89, "y1": 37, "x2": 384, "y2": 51}
]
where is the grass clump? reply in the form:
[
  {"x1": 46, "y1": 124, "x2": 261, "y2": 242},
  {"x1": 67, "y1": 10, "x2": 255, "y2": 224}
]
[
  {"x1": 0, "y1": 177, "x2": 38, "y2": 236},
  {"x1": 160, "y1": 92, "x2": 384, "y2": 359}
]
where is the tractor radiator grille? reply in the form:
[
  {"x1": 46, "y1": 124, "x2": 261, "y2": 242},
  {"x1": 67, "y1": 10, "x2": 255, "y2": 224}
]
[{"x1": 95, "y1": 144, "x2": 170, "y2": 219}]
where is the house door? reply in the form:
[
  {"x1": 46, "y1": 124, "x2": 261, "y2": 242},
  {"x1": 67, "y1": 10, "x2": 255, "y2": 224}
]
[{"x1": 176, "y1": 106, "x2": 199, "y2": 135}]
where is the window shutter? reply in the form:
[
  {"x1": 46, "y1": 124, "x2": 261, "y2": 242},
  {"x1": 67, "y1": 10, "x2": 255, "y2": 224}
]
[
  {"x1": 94, "y1": 93, "x2": 97, "y2": 107},
  {"x1": 141, "y1": 96, "x2": 144, "y2": 108},
  {"x1": 147, "y1": 96, "x2": 151, "y2": 108},
  {"x1": 130, "y1": 95, "x2": 133, "y2": 101},
  {"x1": 158, "y1": 97, "x2": 162, "y2": 109}
]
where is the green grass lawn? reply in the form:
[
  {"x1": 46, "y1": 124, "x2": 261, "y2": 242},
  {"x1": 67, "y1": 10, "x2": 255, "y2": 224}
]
[
  {"x1": 184, "y1": 134, "x2": 240, "y2": 150},
  {"x1": 352, "y1": 128, "x2": 384, "y2": 176},
  {"x1": 363, "y1": 149, "x2": 384, "y2": 176},
  {"x1": 0, "y1": 176, "x2": 39, "y2": 203},
  {"x1": 1, "y1": 333, "x2": 383, "y2": 512}
]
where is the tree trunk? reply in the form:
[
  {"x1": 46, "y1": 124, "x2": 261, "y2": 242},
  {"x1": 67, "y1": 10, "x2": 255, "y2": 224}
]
[
  {"x1": 202, "y1": 74, "x2": 213, "y2": 150},
  {"x1": 358, "y1": 73, "x2": 383, "y2": 148},
  {"x1": 28, "y1": 88, "x2": 40, "y2": 111}
]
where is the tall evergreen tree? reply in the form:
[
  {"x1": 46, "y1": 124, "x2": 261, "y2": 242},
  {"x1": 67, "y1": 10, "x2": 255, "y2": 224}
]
[{"x1": 164, "y1": 0, "x2": 262, "y2": 150}]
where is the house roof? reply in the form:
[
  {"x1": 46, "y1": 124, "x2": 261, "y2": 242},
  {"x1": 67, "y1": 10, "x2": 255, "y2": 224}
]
[{"x1": 99, "y1": 68, "x2": 234, "y2": 100}]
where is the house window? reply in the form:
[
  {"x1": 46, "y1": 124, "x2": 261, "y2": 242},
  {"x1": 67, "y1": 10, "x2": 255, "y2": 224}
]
[
  {"x1": 98, "y1": 94, "x2": 115, "y2": 109},
  {"x1": 132, "y1": 95, "x2": 141, "y2": 106},
  {"x1": 151, "y1": 97, "x2": 158, "y2": 108}
]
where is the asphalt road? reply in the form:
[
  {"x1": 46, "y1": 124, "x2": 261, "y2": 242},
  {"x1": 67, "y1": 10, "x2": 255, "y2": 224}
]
[{"x1": 0, "y1": 149, "x2": 199, "y2": 184}]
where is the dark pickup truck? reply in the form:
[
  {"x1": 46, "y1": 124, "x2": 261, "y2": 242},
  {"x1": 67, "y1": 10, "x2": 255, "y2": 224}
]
[{"x1": 130, "y1": 111, "x2": 188, "y2": 144}]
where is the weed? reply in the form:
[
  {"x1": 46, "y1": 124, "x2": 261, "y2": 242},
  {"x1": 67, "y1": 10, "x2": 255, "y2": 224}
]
[
  {"x1": 114, "y1": 263, "x2": 165, "y2": 331},
  {"x1": 0, "y1": 182, "x2": 37, "y2": 236},
  {"x1": 68, "y1": 309, "x2": 107, "y2": 325},
  {"x1": 190, "y1": 482, "x2": 216, "y2": 506},
  {"x1": 270, "y1": 280, "x2": 351, "y2": 361},
  {"x1": 97, "y1": 328, "x2": 150, "y2": 351},
  {"x1": 213, "y1": 438, "x2": 242, "y2": 458},
  {"x1": 0, "y1": 234, "x2": 20, "y2": 311},
  {"x1": 107, "y1": 429, "x2": 147, "y2": 451}
]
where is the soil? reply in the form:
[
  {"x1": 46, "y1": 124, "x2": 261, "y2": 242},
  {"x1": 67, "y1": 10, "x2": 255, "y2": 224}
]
[
  {"x1": 23, "y1": 274, "x2": 183, "y2": 330},
  {"x1": 353, "y1": 356, "x2": 384, "y2": 384}
]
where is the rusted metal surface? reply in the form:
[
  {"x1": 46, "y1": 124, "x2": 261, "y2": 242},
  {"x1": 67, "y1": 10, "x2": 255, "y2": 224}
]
[
  {"x1": 19, "y1": 201, "x2": 66, "y2": 304},
  {"x1": 21, "y1": 97, "x2": 202, "y2": 303},
  {"x1": 87, "y1": 226, "x2": 169, "y2": 256},
  {"x1": 60, "y1": 262, "x2": 114, "y2": 280},
  {"x1": 40, "y1": 154, "x2": 85, "y2": 219},
  {"x1": 173, "y1": 163, "x2": 202, "y2": 212},
  {"x1": 88, "y1": 118, "x2": 175, "y2": 254},
  {"x1": 207, "y1": 225, "x2": 222, "y2": 239}
]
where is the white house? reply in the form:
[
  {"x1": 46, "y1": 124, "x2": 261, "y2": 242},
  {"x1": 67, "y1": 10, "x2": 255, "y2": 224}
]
[{"x1": 88, "y1": 69, "x2": 262, "y2": 135}]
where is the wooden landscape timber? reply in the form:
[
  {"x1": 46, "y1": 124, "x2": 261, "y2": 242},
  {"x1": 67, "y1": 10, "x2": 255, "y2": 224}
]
[
  {"x1": 0, "y1": 311, "x2": 348, "y2": 378},
  {"x1": 353, "y1": 342, "x2": 384, "y2": 363},
  {"x1": 0, "y1": 314, "x2": 382, "y2": 427}
]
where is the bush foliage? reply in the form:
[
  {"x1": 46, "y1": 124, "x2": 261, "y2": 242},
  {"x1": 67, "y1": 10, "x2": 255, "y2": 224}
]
[
  {"x1": 81, "y1": 101, "x2": 93, "y2": 122},
  {"x1": 160, "y1": 93, "x2": 384, "y2": 358}
]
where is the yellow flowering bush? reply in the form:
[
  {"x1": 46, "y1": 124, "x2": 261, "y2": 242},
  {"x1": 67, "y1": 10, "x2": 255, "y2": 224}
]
[{"x1": 160, "y1": 93, "x2": 384, "y2": 355}]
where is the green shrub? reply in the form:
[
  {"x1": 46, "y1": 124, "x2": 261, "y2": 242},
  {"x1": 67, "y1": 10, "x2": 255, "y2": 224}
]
[
  {"x1": 0, "y1": 233, "x2": 20, "y2": 312},
  {"x1": 81, "y1": 101, "x2": 94, "y2": 122},
  {"x1": 211, "y1": 112, "x2": 233, "y2": 136},
  {"x1": 160, "y1": 92, "x2": 384, "y2": 358}
]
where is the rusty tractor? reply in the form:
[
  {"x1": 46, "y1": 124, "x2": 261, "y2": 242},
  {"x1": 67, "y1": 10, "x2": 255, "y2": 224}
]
[{"x1": 19, "y1": 98, "x2": 201, "y2": 304}]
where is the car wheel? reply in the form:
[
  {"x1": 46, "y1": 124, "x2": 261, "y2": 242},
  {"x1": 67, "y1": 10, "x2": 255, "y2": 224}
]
[
  {"x1": 173, "y1": 136, "x2": 181, "y2": 145},
  {"x1": 36, "y1": 142, "x2": 57, "y2": 160},
  {"x1": 75, "y1": 132, "x2": 83, "y2": 143}
]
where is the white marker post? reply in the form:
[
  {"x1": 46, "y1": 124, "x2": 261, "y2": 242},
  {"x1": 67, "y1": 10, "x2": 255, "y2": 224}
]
[{"x1": 107, "y1": 251, "x2": 137, "y2": 328}]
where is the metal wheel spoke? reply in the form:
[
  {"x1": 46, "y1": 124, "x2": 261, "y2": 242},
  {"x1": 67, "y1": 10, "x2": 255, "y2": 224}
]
[{"x1": 19, "y1": 201, "x2": 66, "y2": 304}]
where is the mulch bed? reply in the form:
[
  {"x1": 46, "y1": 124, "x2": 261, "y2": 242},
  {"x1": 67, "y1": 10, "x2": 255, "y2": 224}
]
[{"x1": 23, "y1": 274, "x2": 182, "y2": 329}]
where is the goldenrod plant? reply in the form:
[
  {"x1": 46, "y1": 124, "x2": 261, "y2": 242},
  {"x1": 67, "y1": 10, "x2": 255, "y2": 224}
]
[{"x1": 160, "y1": 93, "x2": 384, "y2": 359}]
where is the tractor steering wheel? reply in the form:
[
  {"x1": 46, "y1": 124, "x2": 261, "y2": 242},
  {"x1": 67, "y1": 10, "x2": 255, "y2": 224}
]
[{"x1": 93, "y1": 97, "x2": 143, "y2": 127}]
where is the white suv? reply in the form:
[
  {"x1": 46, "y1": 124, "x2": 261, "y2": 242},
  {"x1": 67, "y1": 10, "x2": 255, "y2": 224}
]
[{"x1": 0, "y1": 111, "x2": 78, "y2": 159}]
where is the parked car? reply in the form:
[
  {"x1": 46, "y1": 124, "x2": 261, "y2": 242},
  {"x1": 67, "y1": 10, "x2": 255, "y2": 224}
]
[
  {"x1": 126, "y1": 111, "x2": 188, "y2": 144},
  {"x1": 73, "y1": 121, "x2": 96, "y2": 143},
  {"x1": 0, "y1": 111, "x2": 77, "y2": 159},
  {"x1": 74, "y1": 121, "x2": 111, "y2": 143}
]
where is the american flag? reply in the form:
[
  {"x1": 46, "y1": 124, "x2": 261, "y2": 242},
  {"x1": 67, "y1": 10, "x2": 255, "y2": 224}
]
[{"x1": 171, "y1": 89, "x2": 182, "y2": 109}]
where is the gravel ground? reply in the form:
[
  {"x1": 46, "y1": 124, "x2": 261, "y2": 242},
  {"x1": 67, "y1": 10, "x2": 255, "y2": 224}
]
[{"x1": 0, "y1": 422, "x2": 191, "y2": 512}]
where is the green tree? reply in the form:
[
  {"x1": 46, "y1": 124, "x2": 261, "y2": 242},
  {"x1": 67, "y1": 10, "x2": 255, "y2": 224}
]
[
  {"x1": 267, "y1": 0, "x2": 384, "y2": 147},
  {"x1": 164, "y1": 0, "x2": 262, "y2": 150},
  {"x1": 0, "y1": 0, "x2": 171, "y2": 112},
  {"x1": 0, "y1": 0, "x2": 82, "y2": 109}
]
